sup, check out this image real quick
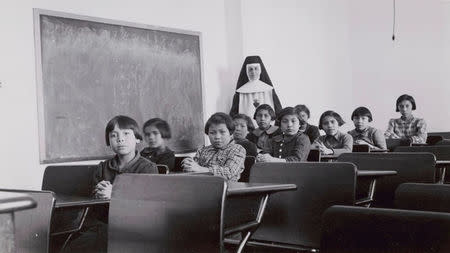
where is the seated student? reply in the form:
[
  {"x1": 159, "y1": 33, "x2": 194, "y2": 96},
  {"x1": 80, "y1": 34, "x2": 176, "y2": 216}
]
[
  {"x1": 294, "y1": 104, "x2": 320, "y2": 144},
  {"x1": 232, "y1": 113, "x2": 258, "y2": 157},
  {"x1": 140, "y1": 118, "x2": 175, "y2": 171},
  {"x1": 256, "y1": 107, "x2": 311, "y2": 162},
  {"x1": 93, "y1": 115, "x2": 158, "y2": 199},
  {"x1": 313, "y1": 110, "x2": 353, "y2": 155},
  {"x1": 384, "y1": 94, "x2": 427, "y2": 144},
  {"x1": 247, "y1": 104, "x2": 280, "y2": 151},
  {"x1": 182, "y1": 112, "x2": 245, "y2": 182},
  {"x1": 348, "y1": 106, "x2": 387, "y2": 150},
  {"x1": 69, "y1": 116, "x2": 157, "y2": 253}
]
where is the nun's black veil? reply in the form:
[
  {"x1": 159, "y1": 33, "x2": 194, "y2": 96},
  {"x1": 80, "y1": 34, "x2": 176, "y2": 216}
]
[{"x1": 229, "y1": 56, "x2": 282, "y2": 116}]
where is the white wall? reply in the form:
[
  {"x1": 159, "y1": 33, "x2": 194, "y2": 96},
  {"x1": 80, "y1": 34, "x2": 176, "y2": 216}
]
[
  {"x1": 348, "y1": 0, "x2": 450, "y2": 132},
  {"x1": 1, "y1": 0, "x2": 450, "y2": 189},
  {"x1": 0, "y1": 0, "x2": 242, "y2": 189},
  {"x1": 241, "y1": 0, "x2": 450, "y2": 133},
  {"x1": 241, "y1": 0, "x2": 354, "y2": 132}
]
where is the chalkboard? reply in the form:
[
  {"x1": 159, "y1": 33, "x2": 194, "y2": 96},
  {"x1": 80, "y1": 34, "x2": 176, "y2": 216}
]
[{"x1": 33, "y1": 9, "x2": 205, "y2": 163}]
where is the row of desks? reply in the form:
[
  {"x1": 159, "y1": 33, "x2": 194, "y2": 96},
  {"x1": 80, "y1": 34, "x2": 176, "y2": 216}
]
[
  {"x1": 52, "y1": 171, "x2": 396, "y2": 252},
  {"x1": 50, "y1": 170, "x2": 395, "y2": 252}
]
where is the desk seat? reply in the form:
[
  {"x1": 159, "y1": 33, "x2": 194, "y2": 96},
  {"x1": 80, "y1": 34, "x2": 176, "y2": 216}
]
[
  {"x1": 240, "y1": 162, "x2": 356, "y2": 251},
  {"x1": 338, "y1": 152, "x2": 436, "y2": 208},
  {"x1": 108, "y1": 174, "x2": 227, "y2": 253},
  {"x1": 0, "y1": 189, "x2": 53, "y2": 253},
  {"x1": 395, "y1": 183, "x2": 450, "y2": 213},
  {"x1": 321, "y1": 205, "x2": 450, "y2": 253}
]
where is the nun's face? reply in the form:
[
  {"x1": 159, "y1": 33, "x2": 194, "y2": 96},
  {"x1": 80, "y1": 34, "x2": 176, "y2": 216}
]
[{"x1": 246, "y1": 63, "x2": 261, "y2": 81}]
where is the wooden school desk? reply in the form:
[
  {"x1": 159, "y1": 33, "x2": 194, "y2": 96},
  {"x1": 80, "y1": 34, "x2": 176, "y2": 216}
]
[
  {"x1": 0, "y1": 192, "x2": 37, "y2": 253},
  {"x1": 106, "y1": 174, "x2": 296, "y2": 253},
  {"x1": 436, "y1": 160, "x2": 450, "y2": 184},
  {"x1": 54, "y1": 176, "x2": 296, "y2": 253},
  {"x1": 355, "y1": 170, "x2": 397, "y2": 207},
  {"x1": 394, "y1": 145, "x2": 450, "y2": 183},
  {"x1": 225, "y1": 182, "x2": 297, "y2": 253}
]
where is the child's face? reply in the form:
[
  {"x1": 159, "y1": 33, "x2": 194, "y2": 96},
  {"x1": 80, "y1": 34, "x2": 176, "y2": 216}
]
[
  {"x1": 108, "y1": 124, "x2": 139, "y2": 157},
  {"x1": 208, "y1": 123, "x2": 232, "y2": 149},
  {"x1": 280, "y1": 114, "x2": 300, "y2": 136},
  {"x1": 298, "y1": 111, "x2": 309, "y2": 125},
  {"x1": 233, "y1": 118, "x2": 249, "y2": 141},
  {"x1": 255, "y1": 109, "x2": 272, "y2": 130},
  {"x1": 397, "y1": 100, "x2": 413, "y2": 117},
  {"x1": 352, "y1": 115, "x2": 370, "y2": 131},
  {"x1": 246, "y1": 63, "x2": 261, "y2": 81},
  {"x1": 143, "y1": 125, "x2": 165, "y2": 149},
  {"x1": 322, "y1": 116, "x2": 339, "y2": 136}
]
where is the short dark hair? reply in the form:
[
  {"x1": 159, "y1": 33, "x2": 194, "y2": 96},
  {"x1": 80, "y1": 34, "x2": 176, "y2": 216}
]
[
  {"x1": 232, "y1": 113, "x2": 255, "y2": 132},
  {"x1": 277, "y1": 107, "x2": 301, "y2": 122},
  {"x1": 294, "y1": 104, "x2": 311, "y2": 118},
  {"x1": 105, "y1": 115, "x2": 142, "y2": 146},
  {"x1": 396, "y1": 94, "x2": 416, "y2": 112},
  {"x1": 205, "y1": 112, "x2": 235, "y2": 135},
  {"x1": 318, "y1": 110, "x2": 345, "y2": 130},
  {"x1": 253, "y1": 104, "x2": 276, "y2": 120},
  {"x1": 351, "y1": 107, "x2": 373, "y2": 122},
  {"x1": 143, "y1": 118, "x2": 172, "y2": 139}
]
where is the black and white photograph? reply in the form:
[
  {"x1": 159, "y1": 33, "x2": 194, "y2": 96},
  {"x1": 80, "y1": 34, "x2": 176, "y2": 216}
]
[{"x1": 1, "y1": 0, "x2": 450, "y2": 252}]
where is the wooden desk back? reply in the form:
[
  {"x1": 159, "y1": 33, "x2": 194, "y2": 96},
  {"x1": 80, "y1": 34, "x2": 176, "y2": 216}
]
[
  {"x1": 307, "y1": 149, "x2": 321, "y2": 161},
  {"x1": 42, "y1": 165, "x2": 97, "y2": 196},
  {"x1": 338, "y1": 152, "x2": 436, "y2": 208},
  {"x1": 238, "y1": 156, "x2": 256, "y2": 182},
  {"x1": 173, "y1": 156, "x2": 189, "y2": 172},
  {"x1": 394, "y1": 145, "x2": 450, "y2": 160},
  {"x1": 108, "y1": 174, "x2": 226, "y2": 253},
  {"x1": 248, "y1": 162, "x2": 356, "y2": 248},
  {"x1": 429, "y1": 131, "x2": 450, "y2": 139},
  {"x1": 321, "y1": 205, "x2": 450, "y2": 253},
  {"x1": 395, "y1": 183, "x2": 450, "y2": 213},
  {"x1": 0, "y1": 189, "x2": 55, "y2": 253},
  {"x1": 352, "y1": 144, "x2": 370, "y2": 152},
  {"x1": 386, "y1": 138, "x2": 411, "y2": 151}
]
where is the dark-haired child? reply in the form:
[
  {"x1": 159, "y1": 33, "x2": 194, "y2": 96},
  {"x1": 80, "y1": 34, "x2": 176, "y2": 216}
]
[
  {"x1": 140, "y1": 118, "x2": 175, "y2": 170},
  {"x1": 294, "y1": 104, "x2": 320, "y2": 144},
  {"x1": 384, "y1": 94, "x2": 427, "y2": 144},
  {"x1": 182, "y1": 112, "x2": 245, "y2": 181},
  {"x1": 247, "y1": 104, "x2": 280, "y2": 151},
  {"x1": 85, "y1": 115, "x2": 158, "y2": 252},
  {"x1": 232, "y1": 114, "x2": 258, "y2": 157},
  {"x1": 348, "y1": 107, "x2": 387, "y2": 150},
  {"x1": 313, "y1": 110, "x2": 353, "y2": 155},
  {"x1": 93, "y1": 115, "x2": 158, "y2": 199},
  {"x1": 257, "y1": 107, "x2": 311, "y2": 162}
]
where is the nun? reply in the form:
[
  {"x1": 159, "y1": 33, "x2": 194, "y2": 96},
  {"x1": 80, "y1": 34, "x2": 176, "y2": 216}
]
[{"x1": 229, "y1": 56, "x2": 282, "y2": 117}]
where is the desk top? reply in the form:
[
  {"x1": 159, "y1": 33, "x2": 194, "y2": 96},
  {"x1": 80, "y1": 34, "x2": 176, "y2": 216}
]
[
  {"x1": 226, "y1": 182, "x2": 297, "y2": 197},
  {"x1": 436, "y1": 160, "x2": 450, "y2": 165},
  {"x1": 356, "y1": 170, "x2": 397, "y2": 178},
  {"x1": 55, "y1": 182, "x2": 297, "y2": 207},
  {"x1": 54, "y1": 194, "x2": 109, "y2": 208},
  {"x1": 369, "y1": 149, "x2": 389, "y2": 153},
  {"x1": 0, "y1": 192, "x2": 37, "y2": 213}
]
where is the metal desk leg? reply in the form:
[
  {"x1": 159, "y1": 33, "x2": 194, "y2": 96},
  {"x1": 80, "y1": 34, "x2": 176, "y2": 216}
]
[
  {"x1": 439, "y1": 166, "x2": 446, "y2": 184},
  {"x1": 355, "y1": 179, "x2": 377, "y2": 207},
  {"x1": 366, "y1": 179, "x2": 377, "y2": 207},
  {"x1": 236, "y1": 194, "x2": 269, "y2": 253},
  {"x1": 51, "y1": 206, "x2": 90, "y2": 252}
]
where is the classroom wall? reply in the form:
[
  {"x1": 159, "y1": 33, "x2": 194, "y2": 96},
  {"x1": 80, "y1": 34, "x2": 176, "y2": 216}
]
[
  {"x1": 240, "y1": 0, "x2": 450, "y2": 132},
  {"x1": 240, "y1": 0, "x2": 354, "y2": 132},
  {"x1": 348, "y1": 0, "x2": 450, "y2": 132},
  {"x1": 1, "y1": 0, "x2": 449, "y2": 189},
  {"x1": 0, "y1": 0, "x2": 243, "y2": 189}
]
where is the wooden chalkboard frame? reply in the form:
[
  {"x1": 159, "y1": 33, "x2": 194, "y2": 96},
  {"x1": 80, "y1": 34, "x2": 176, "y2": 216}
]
[{"x1": 33, "y1": 9, "x2": 205, "y2": 163}]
